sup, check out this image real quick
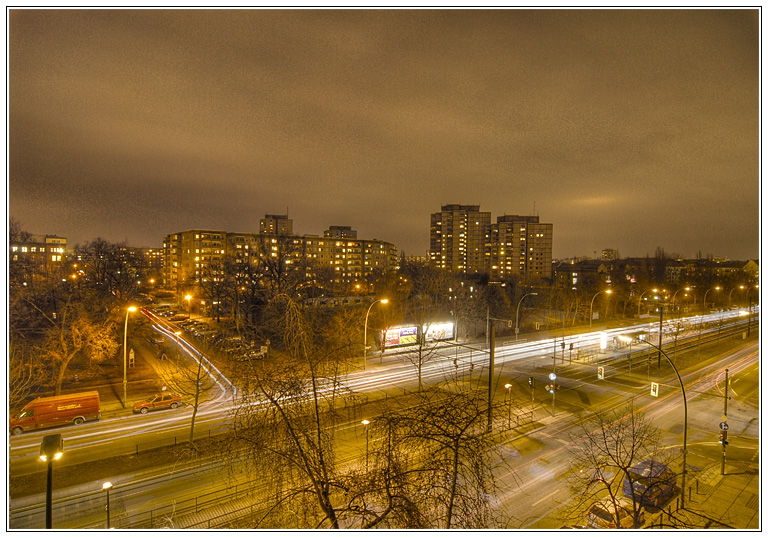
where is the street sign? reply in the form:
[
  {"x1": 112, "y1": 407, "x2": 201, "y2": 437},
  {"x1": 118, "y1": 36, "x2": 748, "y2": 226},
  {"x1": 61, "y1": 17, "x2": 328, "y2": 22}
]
[
  {"x1": 549, "y1": 373, "x2": 557, "y2": 381},
  {"x1": 719, "y1": 422, "x2": 729, "y2": 431}
]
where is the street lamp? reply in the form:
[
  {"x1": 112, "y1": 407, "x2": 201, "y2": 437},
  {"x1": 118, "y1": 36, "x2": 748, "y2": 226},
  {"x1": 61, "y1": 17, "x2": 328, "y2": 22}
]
[
  {"x1": 102, "y1": 482, "x2": 113, "y2": 528},
  {"x1": 123, "y1": 306, "x2": 137, "y2": 409},
  {"x1": 361, "y1": 419, "x2": 371, "y2": 473},
  {"x1": 703, "y1": 286, "x2": 721, "y2": 312},
  {"x1": 363, "y1": 299, "x2": 388, "y2": 370},
  {"x1": 637, "y1": 289, "x2": 657, "y2": 317},
  {"x1": 40, "y1": 434, "x2": 64, "y2": 529},
  {"x1": 727, "y1": 285, "x2": 745, "y2": 308},
  {"x1": 515, "y1": 292, "x2": 538, "y2": 343},
  {"x1": 671, "y1": 287, "x2": 691, "y2": 317},
  {"x1": 640, "y1": 339, "x2": 689, "y2": 509},
  {"x1": 504, "y1": 383, "x2": 513, "y2": 428},
  {"x1": 185, "y1": 294, "x2": 193, "y2": 319},
  {"x1": 589, "y1": 289, "x2": 612, "y2": 332}
]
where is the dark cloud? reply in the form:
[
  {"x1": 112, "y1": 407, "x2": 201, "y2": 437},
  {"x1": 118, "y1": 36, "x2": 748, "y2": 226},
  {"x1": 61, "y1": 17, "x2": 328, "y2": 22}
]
[{"x1": 9, "y1": 9, "x2": 759, "y2": 259}]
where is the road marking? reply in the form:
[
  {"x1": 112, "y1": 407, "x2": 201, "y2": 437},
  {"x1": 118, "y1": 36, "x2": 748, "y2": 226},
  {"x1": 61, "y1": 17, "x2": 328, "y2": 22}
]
[{"x1": 531, "y1": 490, "x2": 558, "y2": 507}]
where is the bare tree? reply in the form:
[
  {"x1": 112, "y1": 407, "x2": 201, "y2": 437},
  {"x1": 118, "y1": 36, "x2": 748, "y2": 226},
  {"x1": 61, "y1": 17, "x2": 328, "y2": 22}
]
[
  {"x1": 563, "y1": 401, "x2": 662, "y2": 528},
  {"x1": 8, "y1": 343, "x2": 44, "y2": 410},
  {"x1": 159, "y1": 337, "x2": 220, "y2": 450},
  {"x1": 359, "y1": 384, "x2": 505, "y2": 529},
  {"x1": 225, "y1": 295, "x2": 361, "y2": 528}
]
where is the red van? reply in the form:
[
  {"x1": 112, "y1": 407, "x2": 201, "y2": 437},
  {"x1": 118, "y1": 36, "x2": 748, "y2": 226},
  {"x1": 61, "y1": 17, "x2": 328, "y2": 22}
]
[{"x1": 10, "y1": 391, "x2": 101, "y2": 435}]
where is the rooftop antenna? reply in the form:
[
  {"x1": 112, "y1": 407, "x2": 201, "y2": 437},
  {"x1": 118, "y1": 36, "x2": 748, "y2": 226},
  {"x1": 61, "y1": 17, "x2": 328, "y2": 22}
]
[{"x1": 533, "y1": 201, "x2": 536, "y2": 216}]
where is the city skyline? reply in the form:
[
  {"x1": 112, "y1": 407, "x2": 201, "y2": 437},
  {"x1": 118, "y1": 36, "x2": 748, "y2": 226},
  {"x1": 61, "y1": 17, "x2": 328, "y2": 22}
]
[{"x1": 8, "y1": 9, "x2": 760, "y2": 260}]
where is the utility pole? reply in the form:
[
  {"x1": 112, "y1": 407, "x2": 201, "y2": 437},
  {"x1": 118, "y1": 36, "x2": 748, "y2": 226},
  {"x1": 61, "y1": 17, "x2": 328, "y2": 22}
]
[
  {"x1": 721, "y1": 369, "x2": 729, "y2": 475},
  {"x1": 487, "y1": 325, "x2": 495, "y2": 433},
  {"x1": 657, "y1": 304, "x2": 664, "y2": 369}
]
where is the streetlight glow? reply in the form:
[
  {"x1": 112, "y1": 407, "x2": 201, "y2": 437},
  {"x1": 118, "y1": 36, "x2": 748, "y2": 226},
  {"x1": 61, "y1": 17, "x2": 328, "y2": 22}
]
[{"x1": 363, "y1": 299, "x2": 389, "y2": 370}]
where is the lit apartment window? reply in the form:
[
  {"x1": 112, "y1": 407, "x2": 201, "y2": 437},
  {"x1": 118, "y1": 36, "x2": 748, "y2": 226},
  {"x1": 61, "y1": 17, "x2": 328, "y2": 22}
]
[
  {"x1": 21, "y1": 247, "x2": 28, "y2": 252},
  {"x1": 11, "y1": 246, "x2": 17, "y2": 252}
]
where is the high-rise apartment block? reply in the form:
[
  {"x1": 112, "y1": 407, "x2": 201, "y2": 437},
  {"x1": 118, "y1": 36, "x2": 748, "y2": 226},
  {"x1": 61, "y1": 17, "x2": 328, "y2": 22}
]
[
  {"x1": 429, "y1": 204, "x2": 491, "y2": 274},
  {"x1": 259, "y1": 214, "x2": 293, "y2": 235},
  {"x1": 491, "y1": 215, "x2": 553, "y2": 281},
  {"x1": 429, "y1": 204, "x2": 553, "y2": 282}
]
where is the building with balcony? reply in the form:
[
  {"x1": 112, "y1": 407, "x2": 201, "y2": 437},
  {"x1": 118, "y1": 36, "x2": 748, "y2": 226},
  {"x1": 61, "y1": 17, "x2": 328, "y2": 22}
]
[
  {"x1": 163, "y1": 217, "x2": 398, "y2": 293},
  {"x1": 490, "y1": 215, "x2": 553, "y2": 282},
  {"x1": 429, "y1": 204, "x2": 491, "y2": 274}
]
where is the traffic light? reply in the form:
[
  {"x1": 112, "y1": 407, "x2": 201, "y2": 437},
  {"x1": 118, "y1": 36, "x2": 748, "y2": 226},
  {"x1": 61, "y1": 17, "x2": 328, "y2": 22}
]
[
  {"x1": 528, "y1": 376, "x2": 534, "y2": 388},
  {"x1": 650, "y1": 382, "x2": 659, "y2": 397},
  {"x1": 597, "y1": 366, "x2": 604, "y2": 380},
  {"x1": 719, "y1": 431, "x2": 729, "y2": 445}
]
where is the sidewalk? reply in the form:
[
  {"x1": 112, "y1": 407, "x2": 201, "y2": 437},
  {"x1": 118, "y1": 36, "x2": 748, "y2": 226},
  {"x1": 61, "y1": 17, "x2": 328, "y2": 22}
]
[{"x1": 646, "y1": 460, "x2": 760, "y2": 529}]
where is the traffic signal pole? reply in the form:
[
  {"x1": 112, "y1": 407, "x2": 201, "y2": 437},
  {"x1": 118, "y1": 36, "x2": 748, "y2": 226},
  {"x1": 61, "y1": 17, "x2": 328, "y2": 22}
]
[{"x1": 722, "y1": 369, "x2": 729, "y2": 475}]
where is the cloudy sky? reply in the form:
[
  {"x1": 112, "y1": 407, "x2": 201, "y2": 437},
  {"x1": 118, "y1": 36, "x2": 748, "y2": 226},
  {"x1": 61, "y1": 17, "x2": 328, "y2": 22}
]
[{"x1": 8, "y1": 8, "x2": 759, "y2": 260}]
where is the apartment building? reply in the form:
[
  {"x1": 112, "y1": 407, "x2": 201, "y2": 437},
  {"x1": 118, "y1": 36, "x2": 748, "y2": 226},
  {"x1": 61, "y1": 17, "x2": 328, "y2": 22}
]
[
  {"x1": 429, "y1": 204, "x2": 491, "y2": 274},
  {"x1": 490, "y1": 215, "x2": 553, "y2": 282},
  {"x1": 163, "y1": 229, "x2": 228, "y2": 288},
  {"x1": 259, "y1": 214, "x2": 293, "y2": 235},
  {"x1": 429, "y1": 204, "x2": 554, "y2": 283},
  {"x1": 9, "y1": 234, "x2": 67, "y2": 267},
  {"x1": 163, "y1": 220, "x2": 398, "y2": 291}
]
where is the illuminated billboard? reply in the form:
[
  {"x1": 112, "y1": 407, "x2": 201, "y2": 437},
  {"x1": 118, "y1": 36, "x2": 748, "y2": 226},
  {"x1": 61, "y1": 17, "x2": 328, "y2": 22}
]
[{"x1": 381, "y1": 322, "x2": 454, "y2": 347}]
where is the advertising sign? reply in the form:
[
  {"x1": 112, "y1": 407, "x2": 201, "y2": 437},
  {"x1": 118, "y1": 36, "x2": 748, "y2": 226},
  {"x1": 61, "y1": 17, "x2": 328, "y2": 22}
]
[{"x1": 382, "y1": 322, "x2": 454, "y2": 348}]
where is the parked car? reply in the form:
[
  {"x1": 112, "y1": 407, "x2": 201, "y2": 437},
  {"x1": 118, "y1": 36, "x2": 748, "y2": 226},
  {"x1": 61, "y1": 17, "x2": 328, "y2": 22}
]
[
  {"x1": 133, "y1": 393, "x2": 183, "y2": 414},
  {"x1": 587, "y1": 496, "x2": 643, "y2": 529},
  {"x1": 622, "y1": 459, "x2": 677, "y2": 507}
]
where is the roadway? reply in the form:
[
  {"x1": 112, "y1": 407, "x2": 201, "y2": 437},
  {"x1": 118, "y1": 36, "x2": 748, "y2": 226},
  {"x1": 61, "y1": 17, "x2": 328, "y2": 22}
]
[{"x1": 8, "y1": 308, "x2": 759, "y2": 528}]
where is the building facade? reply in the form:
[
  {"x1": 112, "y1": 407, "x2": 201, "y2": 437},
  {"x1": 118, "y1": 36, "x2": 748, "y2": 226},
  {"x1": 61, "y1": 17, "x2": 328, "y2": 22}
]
[
  {"x1": 490, "y1": 215, "x2": 553, "y2": 282},
  {"x1": 9, "y1": 234, "x2": 68, "y2": 270},
  {"x1": 163, "y1": 219, "x2": 398, "y2": 292},
  {"x1": 429, "y1": 204, "x2": 554, "y2": 283},
  {"x1": 429, "y1": 204, "x2": 491, "y2": 274},
  {"x1": 259, "y1": 214, "x2": 293, "y2": 236}
]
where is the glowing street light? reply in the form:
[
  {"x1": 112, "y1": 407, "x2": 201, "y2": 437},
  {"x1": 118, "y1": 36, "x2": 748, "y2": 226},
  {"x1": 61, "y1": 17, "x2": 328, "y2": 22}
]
[
  {"x1": 185, "y1": 294, "x2": 193, "y2": 319},
  {"x1": 504, "y1": 383, "x2": 513, "y2": 428},
  {"x1": 123, "y1": 306, "x2": 137, "y2": 409},
  {"x1": 515, "y1": 292, "x2": 538, "y2": 343},
  {"x1": 102, "y1": 482, "x2": 113, "y2": 528},
  {"x1": 703, "y1": 286, "x2": 721, "y2": 312},
  {"x1": 362, "y1": 419, "x2": 371, "y2": 473},
  {"x1": 40, "y1": 434, "x2": 64, "y2": 528},
  {"x1": 589, "y1": 290, "x2": 612, "y2": 332},
  {"x1": 363, "y1": 299, "x2": 388, "y2": 370}
]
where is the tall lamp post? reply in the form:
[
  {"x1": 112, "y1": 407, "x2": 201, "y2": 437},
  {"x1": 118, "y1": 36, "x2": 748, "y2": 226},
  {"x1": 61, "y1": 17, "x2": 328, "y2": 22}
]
[
  {"x1": 102, "y1": 482, "x2": 113, "y2": 528},
  {"x1": 123, "y1": 306, "x2": 137, "y2": 408},
  {"x1": 671, "y1": 287, "x2": 691, "y2": 318},
  {"x1": 703, "y1": 286, "x2": 721, "y2": 313},
  {"x1": 504, "y1": 383, "x2": 513, "y2": 428},
  {"x1": 363, "y1": 299, "x2": 388, "y2": 370},
  {"x1": 641, "y1": 339, "x2": 689, "y2": 509},
  {"x1": 40, "y1": 434, "x2": 64, "y2": 529},
  {"x1": 727, "y1": 285, "x2": 745, "y2": 308},
  {"x1": 361, "y1": 419, "x2": 371, "y2": 473},
  {"x1": 637, "y1": 289, "x2": 657, "y2": 317},
  {"x1": 589, "y1": 289, "x2": 611, "y2": 332},
  {"x1": 515, "y1": 292, "x2": 538, "y2": 343},
  {"x1": 185, "y1": 294, "x2": 193, "y2": 319}
]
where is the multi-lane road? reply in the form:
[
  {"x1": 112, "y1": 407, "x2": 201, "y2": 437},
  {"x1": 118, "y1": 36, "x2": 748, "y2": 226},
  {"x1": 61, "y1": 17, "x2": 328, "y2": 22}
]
[{"x1": 9, "y1": 308, "x2": 759, "y2": 528}]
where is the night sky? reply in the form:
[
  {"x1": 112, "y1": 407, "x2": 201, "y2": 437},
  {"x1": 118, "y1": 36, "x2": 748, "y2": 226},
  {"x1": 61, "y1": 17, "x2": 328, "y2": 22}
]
[{"x1": 8, "y1": 9, "x2": 760, "y2": 260}]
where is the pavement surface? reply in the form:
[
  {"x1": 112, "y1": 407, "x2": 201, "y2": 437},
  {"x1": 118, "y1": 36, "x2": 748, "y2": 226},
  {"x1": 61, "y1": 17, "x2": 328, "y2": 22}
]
[{"x1": 22, "y1": 312, "x2": 759, "y2": 530}]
